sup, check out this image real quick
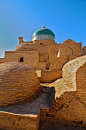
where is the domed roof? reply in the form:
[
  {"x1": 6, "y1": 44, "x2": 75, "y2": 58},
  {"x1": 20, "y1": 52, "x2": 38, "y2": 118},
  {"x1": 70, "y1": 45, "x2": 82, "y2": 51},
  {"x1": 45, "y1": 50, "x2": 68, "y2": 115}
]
[
  {"x1": 0, "y1": 62, "x2": 41, "y2": 106},
  {"x1": 32, "y1": 26, "x2": 55, "y2": 41},
  {"x1": 15, "y1": 43, "x2": 38, "y2": 51}
]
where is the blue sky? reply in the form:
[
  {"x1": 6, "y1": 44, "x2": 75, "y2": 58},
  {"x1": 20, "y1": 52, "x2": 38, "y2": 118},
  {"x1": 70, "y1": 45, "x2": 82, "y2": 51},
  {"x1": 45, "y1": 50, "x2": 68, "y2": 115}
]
[{"x1": 0, "y1": 0, "x2": 86, "y2": 57}]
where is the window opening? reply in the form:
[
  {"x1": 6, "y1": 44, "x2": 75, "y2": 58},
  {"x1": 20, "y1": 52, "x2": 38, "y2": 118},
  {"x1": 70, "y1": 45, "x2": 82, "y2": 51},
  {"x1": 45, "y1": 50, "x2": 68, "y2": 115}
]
[
  {"x1": 19, "y1": 57, "x2": 23, "y2": 62},
  {"x1": 40, "y1": 43, "x2": 42, "y2": 45}
]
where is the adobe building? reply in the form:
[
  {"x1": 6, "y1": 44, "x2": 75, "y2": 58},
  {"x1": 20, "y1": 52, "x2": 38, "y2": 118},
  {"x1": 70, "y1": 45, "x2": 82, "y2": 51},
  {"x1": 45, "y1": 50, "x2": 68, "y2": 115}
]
[
  {"x1": 0, "y1": 25, "x2": 84, "y2": 83},
  {"x1": 0, "y1": 26, "x2": 86, "y2": 130}
]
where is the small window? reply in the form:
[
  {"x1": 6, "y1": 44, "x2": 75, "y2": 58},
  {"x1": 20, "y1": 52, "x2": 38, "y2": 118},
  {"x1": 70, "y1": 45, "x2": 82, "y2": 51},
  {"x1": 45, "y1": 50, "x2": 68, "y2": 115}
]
[
  {"x1": 40, "y1": 43, "x2": 42, "y2": 45},
  {"x1": 19, "y1": 57, "x2": 23, "y2": 62}
]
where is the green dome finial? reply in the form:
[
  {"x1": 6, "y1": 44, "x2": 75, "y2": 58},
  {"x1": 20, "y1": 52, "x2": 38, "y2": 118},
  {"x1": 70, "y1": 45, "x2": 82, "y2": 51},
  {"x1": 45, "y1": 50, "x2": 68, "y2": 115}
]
[{"x1": 43, "y1": 25, "x2": 45, "y2": 28}]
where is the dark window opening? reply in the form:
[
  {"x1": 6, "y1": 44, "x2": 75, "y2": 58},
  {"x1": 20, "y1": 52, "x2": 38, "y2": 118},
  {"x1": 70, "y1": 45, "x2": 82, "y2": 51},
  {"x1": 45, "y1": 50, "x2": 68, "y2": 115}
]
[
  {"x1": 40, "y1": 43, "x2": 42, "y2": 45},
  {"x1": 19, "y1": 57, "x2": 23, "y2": 62}
]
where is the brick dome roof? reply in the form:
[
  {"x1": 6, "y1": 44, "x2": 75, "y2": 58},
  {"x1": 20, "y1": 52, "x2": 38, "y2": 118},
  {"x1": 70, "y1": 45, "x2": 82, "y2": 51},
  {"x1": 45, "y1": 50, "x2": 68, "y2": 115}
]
[
  {"x1": 0, "y1": 62, "x2": 41, "y2": 106},
  {"x1": 15, "y1": 43, "x2": 38, "y2": 51}
]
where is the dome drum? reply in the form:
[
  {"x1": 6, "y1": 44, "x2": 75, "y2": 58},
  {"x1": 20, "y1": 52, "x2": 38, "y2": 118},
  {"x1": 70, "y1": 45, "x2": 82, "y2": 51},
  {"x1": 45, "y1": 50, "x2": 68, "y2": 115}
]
[{"x1": 32, "y1": 34, "x2": 55, "y2": 41}]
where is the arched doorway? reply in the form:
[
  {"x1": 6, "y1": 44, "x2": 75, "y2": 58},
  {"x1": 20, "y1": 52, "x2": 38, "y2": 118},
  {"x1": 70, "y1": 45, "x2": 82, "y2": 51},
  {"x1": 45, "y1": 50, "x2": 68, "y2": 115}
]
[
  {"x1": 19, "y1": 57, "x2": 23, "y2": 62},
  {"x1": 65, "y1": 47, "x2": 73, "y2": 55}
]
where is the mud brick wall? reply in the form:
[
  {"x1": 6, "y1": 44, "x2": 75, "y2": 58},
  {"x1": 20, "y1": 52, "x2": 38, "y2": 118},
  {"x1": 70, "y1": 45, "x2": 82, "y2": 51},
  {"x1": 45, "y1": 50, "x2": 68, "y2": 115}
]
[
  {"x1": 59, "y1": 39, "x2": 81, "y2": 57},
  {"x1": 50, "y1": 56, "x2": 68, "y2": 70},
  {"x1": 39, "y1": 70, "x2": 62, "y2": 83},
  {"x1": 50, "y1": 39, "x2": 81, "y2": 70},
  {"x1": 38, "y1": 62, "x2": 46, "y2": 70},
  {"x1": 5, "y1": 51, "x2": 39, "y2": 69},
  {"x1": 62, "y1": 55, "x2": 86, "y2": 90},
  {"x1": 3, "y1": 39, "x2": 82, "y2": 71},
  {"x1": 40, "y1": 55, "x2": 86, "y2": 127},
  {"x1": 76, "y1": 62, "x2": 86, "y2": 106},
  {"x1": 55, "y1": 55, "x2": 86, "y2": 98},
  {"x1": 0, "y1": 111, "x2": 40, "y2": 130}
]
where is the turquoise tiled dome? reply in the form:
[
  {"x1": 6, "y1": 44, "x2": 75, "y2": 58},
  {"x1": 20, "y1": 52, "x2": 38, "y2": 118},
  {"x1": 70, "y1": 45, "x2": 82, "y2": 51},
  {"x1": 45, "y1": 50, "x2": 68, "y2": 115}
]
[{"x1": 32, "y1": 26, "x2": 55, "y2": 41}]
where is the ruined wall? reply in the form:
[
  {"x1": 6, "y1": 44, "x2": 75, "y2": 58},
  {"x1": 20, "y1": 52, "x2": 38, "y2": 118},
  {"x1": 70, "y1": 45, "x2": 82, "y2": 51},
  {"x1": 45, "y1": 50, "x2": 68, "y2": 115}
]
[
  {"x1": 40, "y1": 91, "x2": 86, "y2": 127},
  {"x1": 5, "y1": 51, "x2": 39, "y2": 69}
]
